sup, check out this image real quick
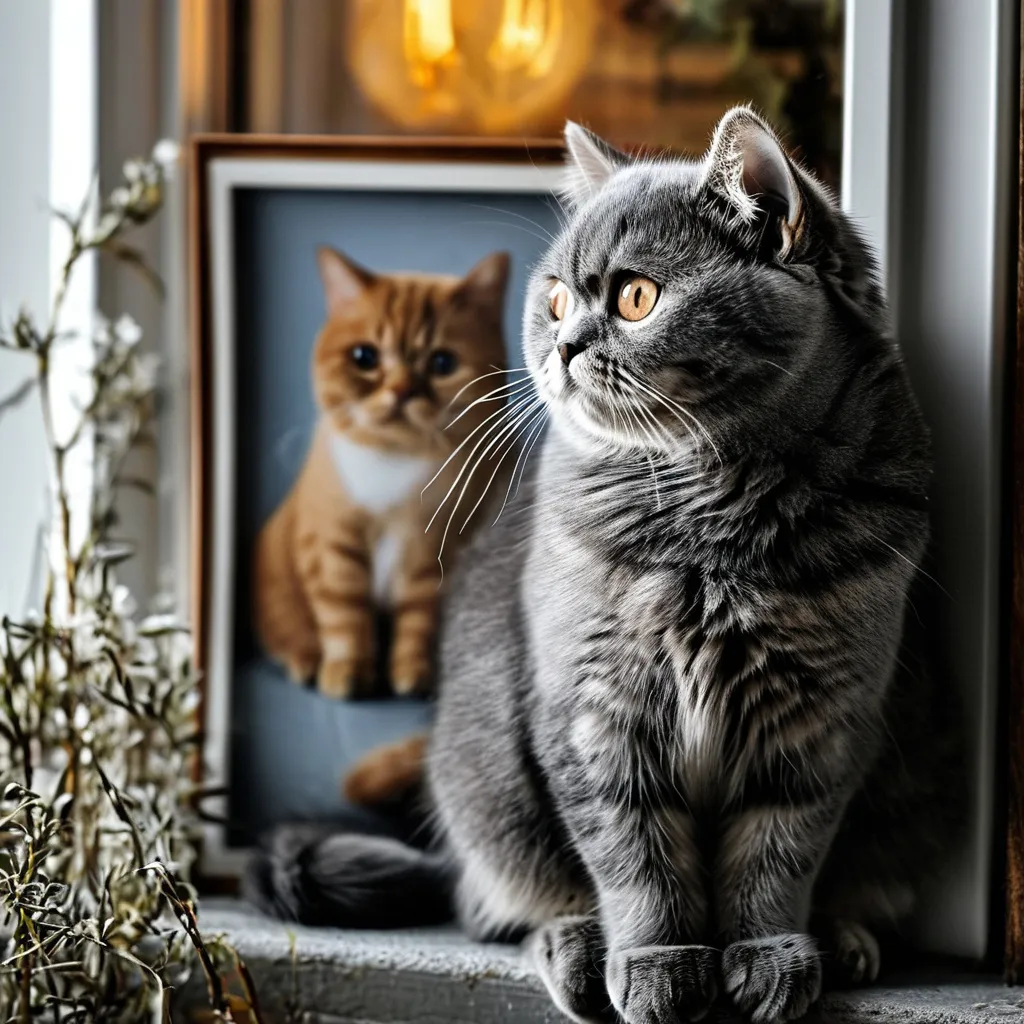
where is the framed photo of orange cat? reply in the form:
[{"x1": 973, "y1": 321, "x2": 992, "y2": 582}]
[{"x1": 189, "y1": 134, "x2": 565, "y2": 876}]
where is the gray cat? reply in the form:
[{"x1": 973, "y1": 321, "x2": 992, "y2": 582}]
[{"x1": 247, "y1": 107, "x2": 964, "y2": 1024}]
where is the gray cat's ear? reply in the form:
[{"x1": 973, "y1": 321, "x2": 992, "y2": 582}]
[
  {"x1": 703, "y1": 106, "x2": 805, "y2": 254},
  {"x1": 456, "y1": 251, "x2": 510, "y2": 303},
  {"x1": 562, "y1": 122, "x2": 630, "y2": 207},
  {"x1": 317, "y1": 246, "x2": 374, "y2": 315}
]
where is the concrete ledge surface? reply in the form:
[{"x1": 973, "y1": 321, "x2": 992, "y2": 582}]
[{"x1": 178, "y1": 899, "x2": 1024, "y2": 1023}]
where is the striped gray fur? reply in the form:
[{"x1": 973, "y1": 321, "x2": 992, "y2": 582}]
[{"x1": 248, "y1": 108, "x2": 964, "y2": 1024}]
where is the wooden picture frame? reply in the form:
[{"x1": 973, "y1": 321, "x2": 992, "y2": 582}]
[{"x1": 188, "y1": 134, "x2": 566, "y2": 876}]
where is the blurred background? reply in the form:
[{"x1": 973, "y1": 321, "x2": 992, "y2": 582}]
[{"x1": 183, "y1": 0, "x2": 843, "y2": 185}]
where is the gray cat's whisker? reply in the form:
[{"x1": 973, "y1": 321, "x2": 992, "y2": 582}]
[
  {"x1": 462, "y1": 203, "x2": 558, "y2": 243},
  {"x1": 615, "y1": 374, "x2": 679, "y2": 454},
  {"x1": 444, "y1": 376, "x2": 532, "y2": 428},
  {"x1": 459, "y1": 402, "x2": 546, "y2": 533},
  {"x1": 501, "y1": 409, "x2": 549, "y2": 520},
  {"x1": 425, "y1": 392, "x2": 537, "y2": 523},
  {"x1": 424, "y1": 389, "x2": 535, "y2": 500},
  {"x1": 617, "y1": 389, "x2": 656, "y2": 453},
  {"x1": 866, "y1": 530, "x2": 953, "y2": 600},
  {"x1": 761, "y1": 359, "x2": 796, "y2": 379},
  {"x1": 627, "y1": 390, "x2": 674, "y2": 452},
  {"x1": 461, "y1": 219, "x2": 555, "y2": 247},
  {"x1": 461, "y1": 402, "x2": 547, "y2": 534},
  {"x1": 444, "y1": 379, "x2": 535, "y2": 431},
  {"x1": 610, "y1": 369, "x2": 666, "y2": 441},
  {"x1": 437, "y1": 397, "x2": 544, "y2": 561},
  {"x1": 427, "y1": 401, "x2": 523, "y2": 498},
  {"x1": 617, "y1": 366, "x2": 690, "y2": 423},
  {"x1": 604, "y1": 393, "x2": 633, "y2": 450},
  {"x1": 445, "y1": 375, "x2": 534, "y2": 425},
  {"x1": 429, "y1": 392, "x2": 539, "y2": 524},
  {"x1": 446, "y1": 367, "x2": 531, "y2": 411},
  {"x1": 625, "y1": 400, "x2": 671, "y2": 505},
  {"x1": 620, "y1": 367, "x2": 721, "y2": 464},
  {"x1": 618, "y1": 367, "x2": 702, "y2": 444},
  {"x1": 659, "y1": 398, "x2": 719, "y2": 463},
  {"x1": 623, "y1": 395, "x2": 659, "y2": 454}
]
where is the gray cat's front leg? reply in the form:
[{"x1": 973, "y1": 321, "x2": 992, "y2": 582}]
[
  {"x1": 528, "y1": 915, "x2": 613, "y2": 1024},
  {"x1": 716, "y1": 800, "x2": 843, "y2": 1024},
  {"x1": 566, "y1": 796, "x2": 719, "y2": 1024}
]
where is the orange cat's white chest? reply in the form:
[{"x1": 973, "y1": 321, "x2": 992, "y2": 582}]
[
  {"x1": 328, "y1": 433, "x2": 438, "y2": 604},
  {"x1": 328, "y1": 433, "x2": 437, "y2": 514}
]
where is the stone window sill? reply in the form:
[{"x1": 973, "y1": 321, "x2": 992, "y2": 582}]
[{"x1": 179, "y1": 899, "x2": 1024, "y2": 1023}]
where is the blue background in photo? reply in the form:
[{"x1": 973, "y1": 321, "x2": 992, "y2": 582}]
[{"x1": 228, "y1": 187, "x2": 560, "y2": 843}]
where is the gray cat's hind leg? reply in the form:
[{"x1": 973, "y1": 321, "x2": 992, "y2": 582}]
[
  {"x1": 830, "y1": 919, "x2": 881, "y2": 986},
  {"x1": 453, "y1": 843, "x2": 593, "y2": 941}
]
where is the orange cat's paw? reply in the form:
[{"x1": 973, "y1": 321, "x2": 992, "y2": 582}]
[
  {"x1": 318, "y1": 658, "x2": 374, "y2": 699},
  {"x1": 389, "y1": 651, "x2": 433, "y2": 697},
  {"x1": 283, "y1": 652, "x2": 317, "y2": 684},
  {"x1": 342, "y1": 734, "x2": 427, "y2": 806}
]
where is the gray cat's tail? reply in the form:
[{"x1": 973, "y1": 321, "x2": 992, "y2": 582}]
[{"x1": 243, "y1": 824, "x2": 454, "y2": 927}]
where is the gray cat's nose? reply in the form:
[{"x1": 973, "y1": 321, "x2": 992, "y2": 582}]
[{"x1": 558, "y1": 341, "x2": 585, "y2": 365}]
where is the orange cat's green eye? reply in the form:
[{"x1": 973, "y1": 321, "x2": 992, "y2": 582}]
[
  {"x1": 351, "y1": 343, "x2": 379, "y2": 370},
  {"x1": 548, "y1": 280, "x2": 572, "y2": 321}
]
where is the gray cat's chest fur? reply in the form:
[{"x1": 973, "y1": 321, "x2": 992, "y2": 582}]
[
  {"x1": 530, "y1": 561, "x2": 732, "y2": 802},
  {"x1": 524, "y1": 432, "x2": 804, "y2": 805}
]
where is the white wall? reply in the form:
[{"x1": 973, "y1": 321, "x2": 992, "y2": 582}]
[
  {"x1": 0, "y1": 0, "x2": 177, "y2": 618},
  {"x1": 0, "y1": 0, "x2": 54, "y2": 616},
  {"x1": 892, "y1": 0, "x2": 1016, "y2": 959},
  {"x1": 843, "y1": 0, "x2": 1014, "y2": 961},
  {"x1": 97, "y1": 0, "x2": 180, "y2": 606}
]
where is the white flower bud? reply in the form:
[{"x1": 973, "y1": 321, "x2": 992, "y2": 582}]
[
  {"x1": 113, "y1": 584, "x2": 137, "y2": 616},
  {"x1": 135, "y1": 351, "x2": 160, "y2": 391},
  {"x1": 139, "y1": 613, "x2": 182, "y2": 634},
  {"x1": 152, "y1": 139, "x2": 180, "y2": 176},
  {"x1": 114, "y1": 314, "x2": 143, "y2": 347}
]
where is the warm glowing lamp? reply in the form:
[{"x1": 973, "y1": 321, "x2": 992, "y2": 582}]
[{"x1": 347, "y1": 0, "x2": 597, "y2": 134}]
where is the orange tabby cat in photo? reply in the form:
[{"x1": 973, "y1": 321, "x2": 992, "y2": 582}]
[{"x1": 254, "y1": 246, "x2": 509, "y2": 699}]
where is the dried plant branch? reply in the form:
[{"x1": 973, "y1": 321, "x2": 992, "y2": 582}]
[{"x1": 0, "y1": 140, "x2": 259, "y2": 1022}]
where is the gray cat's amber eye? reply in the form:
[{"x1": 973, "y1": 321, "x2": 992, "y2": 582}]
[
  {"x1": 548, "y1": 280, "x2": 572, "y2": 321},
  {"x1": 617, "y1": 276, "x2": 659, "y2": 322}
]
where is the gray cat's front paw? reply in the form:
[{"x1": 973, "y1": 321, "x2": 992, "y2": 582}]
[
  {"x1": 723, "y1": 934, "x2": 821, "y2": 1023},
  {"x1": 606, "y1": 944, "x2": 720, "y2": 1024},
  {"x1": 529, "y1": 916, "x2": 611, "y2": 1023}
]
